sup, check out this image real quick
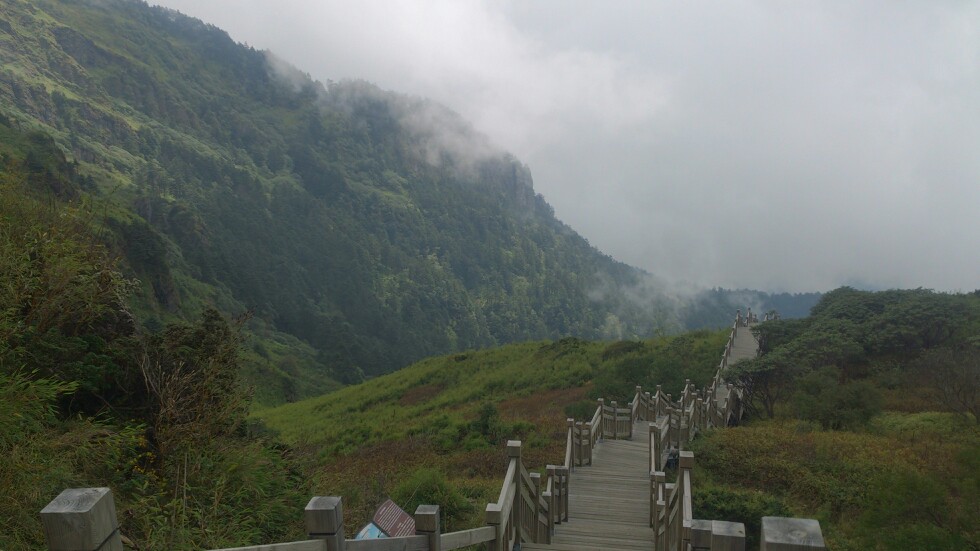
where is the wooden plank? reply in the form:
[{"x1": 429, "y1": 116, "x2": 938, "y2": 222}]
[
  {"x1": 210, "y1": 541, "x2": 326, "y2": 551},
  {"x1": 345, "y1": 535, "x2": 428, "y2": 551},
  {"x1": 442, "y1": 526, "x2": 497, "y2": 551}
]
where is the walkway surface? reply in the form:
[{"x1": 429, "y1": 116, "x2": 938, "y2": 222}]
[
  {"x1": 525, "y1": 420, "x2": 654, "y2": 551},
  {"x1": 729, "y1": 323, "x2": 759, "y2": 364}
]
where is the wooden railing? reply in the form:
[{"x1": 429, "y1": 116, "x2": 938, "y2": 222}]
[
  {"x1": 40, "y1": 430, "x2": 572, "y2": 551},
  {"x1": 642, "y1": 313, "x2": 748, "y2": 550},
  {"x1": 485, "y1": 438, "x2": 569, "y2": 551}
]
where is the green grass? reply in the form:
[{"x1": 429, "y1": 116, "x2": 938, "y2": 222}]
[
  {"x1": 253, "y1": 330, "x2": 726, "y2": 453},
  {"x1": 692, "y1": 417, "x2": 979, "y2": 550}
]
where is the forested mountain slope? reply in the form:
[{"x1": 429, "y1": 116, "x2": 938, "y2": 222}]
[{"x1": 0, "y1": 0, "x2": 817, "y2": 400}]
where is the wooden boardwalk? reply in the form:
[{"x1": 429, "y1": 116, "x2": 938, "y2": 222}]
[
  {"x1": 525, "y1": 420, "x2": 654, "y2": 551},
  {"x1": 525, "y1": 326, "x2": 759, "y2": 551}
]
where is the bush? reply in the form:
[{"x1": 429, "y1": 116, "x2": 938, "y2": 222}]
[
  {"x1": 791, "y1": 368, "x2": 882, "y2": 429},
  {"x1": 858, "y1": 469, "x2": 971, "y2": 550},
  {"x1": 391, "y1": 468, "x2": 473, "y2": 531},
  {"x1": 693, "y1": 485, "x2": 792, "y2": 550},
  {"x1": 564, "y1": 399, "x2": 597, "y2": 422}
]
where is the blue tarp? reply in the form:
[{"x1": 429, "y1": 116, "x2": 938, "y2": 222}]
[{"x1": 355, "y1": 522, "x2": 387, "y2": 540}]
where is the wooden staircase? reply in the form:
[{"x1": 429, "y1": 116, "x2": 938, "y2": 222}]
[{"x1": 525, "y1": 420, "x2": 654, "y2": 551}]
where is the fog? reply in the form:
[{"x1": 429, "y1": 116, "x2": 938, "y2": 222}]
[{"x1": 153, "y1": 1, "x2": 980, "y2": 293}]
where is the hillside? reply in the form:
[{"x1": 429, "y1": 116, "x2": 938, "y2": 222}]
[
  {"x1": 0, "y1": 0, "x2": 818, "y2": 401},
  {"x1": 2, "y1": 173, "x2": 975, "y2": 551},
  {"x1": 0, "y1": 155, "x2": 726, "y2": 546},
  {"x1": 694, "y1": 288, "x2": 980, "y2": 549}
]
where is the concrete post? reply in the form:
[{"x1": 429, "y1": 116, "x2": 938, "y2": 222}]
[
  {"x1": 485, "y1": 503, "x2": 504, "y2": 551},
  {"x1": 41, "y1": 488, "x2": 123, "y2": 551},
  {"x1": 712, "y1": 520, "x2": 746, "y2": 551},
  {"x1": 306, "y1": 496, "x2": 346, "y2": 551},
  {"x1": 414, "y1": 505, "x2": 440, "y2": 551},
  {"x1": 691, "y1": 519, "x2": 712, "y2": 550},
  {"x1": 761, "y1": 517, "x2": 826, "y2": 551}
]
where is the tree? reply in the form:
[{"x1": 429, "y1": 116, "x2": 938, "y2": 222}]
[
  {"x1": 729, "y1": 320, "x2": 811, "y2": 419},
  {"x1": 139, "y1": 309, "x2": 252, "y2": 455},
  {"x1": 914, "y1": 344, "x2": 980, "y2": 424},
  {"x1": 791, "y1": 367, "x2": 882, "y2": 429},
  {"x1": 729, "y1": 350, "x2": 802, "y2": 419}
]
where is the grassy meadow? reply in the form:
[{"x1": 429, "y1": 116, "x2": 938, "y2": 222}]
[{"x1": 252, "y1": 330, "x2": 728, "y2": 532}]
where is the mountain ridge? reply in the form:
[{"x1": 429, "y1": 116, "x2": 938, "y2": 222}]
[{"x1": 0, "y1": 0, "x2": 819, "y2": 402}]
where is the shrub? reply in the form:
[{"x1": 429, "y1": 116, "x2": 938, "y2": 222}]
[
  {"x1": 858, "y1": 469, "x2": 970, "y2": 550},
  {"x1": 791, "y1": 368, "x2": 882, "y2": 429},
  {"x1": 693, "y1": 485, "x2": 792, "y2": 550},
  {"x1": 564, "y1": 399, "x2": 597, "y2": 422},
  {"x1": 391, "y1": 468, "x2": 473, "y2": 531}
]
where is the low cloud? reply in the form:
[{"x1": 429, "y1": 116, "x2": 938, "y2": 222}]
[{"x1": 156, "y1": 0, "x2": 980, "y2": 293}]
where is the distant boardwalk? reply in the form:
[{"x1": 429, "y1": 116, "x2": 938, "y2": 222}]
[{"x1": 729, "y1": 321, "x2": 759, "y2": 364}]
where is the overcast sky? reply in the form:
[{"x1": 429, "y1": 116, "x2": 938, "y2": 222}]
[{"x1": 153, "y1": 1, "x2": 980, "y2": 293}]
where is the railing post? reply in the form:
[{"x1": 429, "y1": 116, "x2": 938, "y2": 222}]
[
  {"x1": 546, "y1": 466, "x2": 561, "y2": 525},
  {"x1": 414, "y1": 505, "x2": 441, "y2": 551},
  {"x1": 575, "y1": 421, "x2": 585, "y2": 466},
  {"x1": 653, "y1": 471, "x2": 666, "y2": 546},
  {"x1": 635, "y1": 385, "x2": 643, "y2": 420},
  {"x1": 306, "y1": 496, "x2": 346, "y2": 551},
  {"x1": 565, "y1": 417, "x2": 582, "y2": 467},
  {"x1": 597, "y1": 398, "x2": 605, "y2": 440},
  {"x1": 695, "y1": 397, "x2": 704, "y2": 433},
  {"x1": 610, "y1": 400, "x2": 619, "y2": 439},
  {"x1": 650, "y1": 423, "x2": 664, "y2": 471},
  {"x1": 507, "y1": 440, "x2": 522, "y2": 540},
  {"x1": 529, "y1": 472, "x2": 542, "y2": 542},
  {"x1": 726, "y1": 383, "x2": 735, "y2": 424},
  {"x1": 584, "y1": 421, "x2": 593, "y2": 465},
  {"x1": 41, "y1": 488, "x2": 122, "y2": 551},
  {"x1": 644, "y1": 391, "x2": 652, "y2": 421},
  {"x1": 540, "y1": 481, "x2": 553, "y2": 544},
  {"x1": 678, "y1": 451, "x2": 695, "y2": 549},
  {"x1": 760, "y1": 517, "x2": 826, "y2": 550},
  {"x1": 558, "y1": 466, "x2": 570, "y2": 522},
  {"x1": 486, "y1": 503, "x2": 504, "y2": 551}
]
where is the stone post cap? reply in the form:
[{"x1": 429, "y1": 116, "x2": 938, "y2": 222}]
[
  {"x1": 679, "y1": 450, "x2": 695, "y2": 469},
  {"x1": 414, "y1": 505, "x2": 439, "y2": 532},
  {"x1": 41, "y1": 488, "x2": 119, "y2": 551},
  {"x1": 305, "y1": 496, "x2": 343, "y2": 533},
  {"x1": 485, "y1": 503, "x2": 502, "y2": 525},
  {"x1": 761, "y1": 517, "x2": 825, "y2": 550}
]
